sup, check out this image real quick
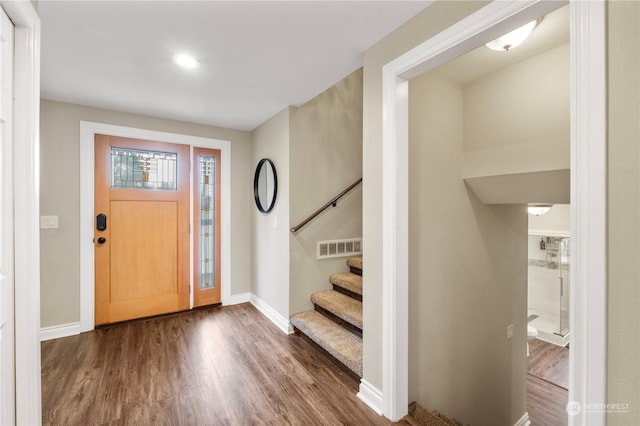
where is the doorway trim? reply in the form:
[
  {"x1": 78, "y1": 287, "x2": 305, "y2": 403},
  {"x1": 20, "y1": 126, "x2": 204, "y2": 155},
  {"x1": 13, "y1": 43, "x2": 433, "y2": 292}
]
[
  {"x1": 380, "y1": 1, "x2": 606, "y2": 425},
  {"x1": 2, "y1": 0, "x2": 42, "y2": 424},
  {"x1": 79, "y1": 122, "x2": 231, "y2": 331}
]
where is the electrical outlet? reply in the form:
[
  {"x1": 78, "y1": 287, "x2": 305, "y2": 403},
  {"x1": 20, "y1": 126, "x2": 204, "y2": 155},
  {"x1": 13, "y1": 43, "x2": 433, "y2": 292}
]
[{"x1": 506, "y1": 324, "x2": 514, "y2": 339}]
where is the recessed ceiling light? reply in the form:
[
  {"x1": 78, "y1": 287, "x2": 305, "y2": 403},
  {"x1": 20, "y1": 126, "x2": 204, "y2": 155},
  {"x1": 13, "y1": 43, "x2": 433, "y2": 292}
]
[{"x1": 173, "y1": 53, "x2": 200, "y2": 69}]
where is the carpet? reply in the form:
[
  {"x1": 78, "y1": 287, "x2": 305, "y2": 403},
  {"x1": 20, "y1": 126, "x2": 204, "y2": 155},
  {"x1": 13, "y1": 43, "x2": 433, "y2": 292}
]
[
  {"x1": 406, "y1": 402, "x2": 465, "y2": 426},
  {"x1": 289, "y1": 310, "x2": 362, "y2": 377}
]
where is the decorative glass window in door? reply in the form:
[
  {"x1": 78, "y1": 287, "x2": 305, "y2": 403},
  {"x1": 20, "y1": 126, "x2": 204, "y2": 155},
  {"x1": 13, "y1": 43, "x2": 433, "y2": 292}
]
[
  {"x1": 111, "y1": 147, "x2": 177, "y2": 190},
  {"x1": 193, "y1": 147, "x2": 221, "y2": 307},
  {"x1": 198, "y1": 155, "x2": 216, "y2": 289}
]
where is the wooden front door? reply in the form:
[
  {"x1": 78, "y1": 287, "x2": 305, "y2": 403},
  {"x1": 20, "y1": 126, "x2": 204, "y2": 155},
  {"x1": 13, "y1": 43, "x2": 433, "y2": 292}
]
[{"x1": 94, "y1": 135, "x2": 190, "y2": 325}]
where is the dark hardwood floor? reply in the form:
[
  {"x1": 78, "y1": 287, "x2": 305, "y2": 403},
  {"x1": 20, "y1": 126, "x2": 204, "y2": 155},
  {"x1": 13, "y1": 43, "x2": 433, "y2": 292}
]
[
  {"x1": 42, "y1": 303, "x2": 391, "y2": 426},
  {"x1": 527, "y1": 375, "x2": 568, "y2": 426},
  {"x1": 43, "y1": 305, "x2": 572, "y2": 425},
  {"x1": 527, "y1": 338, "x2": 570, "y2": 426},
  {"x1": 528, "y1": 338, "x2": 569, "y2": 390}
]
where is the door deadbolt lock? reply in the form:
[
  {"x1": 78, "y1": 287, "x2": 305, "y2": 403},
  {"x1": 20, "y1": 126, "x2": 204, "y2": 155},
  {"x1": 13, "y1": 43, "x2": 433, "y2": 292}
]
[{"x1": 96, "y1": 213, "x2": 107, "y2": 231}]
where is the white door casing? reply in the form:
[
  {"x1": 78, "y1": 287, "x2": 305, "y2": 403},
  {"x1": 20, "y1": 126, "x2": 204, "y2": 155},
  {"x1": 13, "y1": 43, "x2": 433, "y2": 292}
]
[
  {"x1": 0, "y1": 1, "x2": 41, "y2": 424},
  {"x1": 0, "y1": 6, "x2": 14, "y2": 425}
]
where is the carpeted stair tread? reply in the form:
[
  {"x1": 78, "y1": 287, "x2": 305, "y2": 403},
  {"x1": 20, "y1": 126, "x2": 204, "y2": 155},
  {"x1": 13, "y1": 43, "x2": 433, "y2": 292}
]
[
  {"x1": 346, "y1": 256, "x2": 363, "y2": 271},
  {"x1": 407, "y1": 402, "x2": 464, "y2": 426},
  {"x1": 290, "y1": 310, "x2": 362, "y2": 376},
  {"x1": 311, "y1": 289, "x2": 362, "y2": 329},
  {"x1": 330, "y1": 272, "x2": 363, "y2": 296}
]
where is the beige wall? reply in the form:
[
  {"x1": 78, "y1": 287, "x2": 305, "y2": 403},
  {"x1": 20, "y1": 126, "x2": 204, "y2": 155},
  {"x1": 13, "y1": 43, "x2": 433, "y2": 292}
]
[
  {"x1": 250, "y1": 108, "x2": 291, "y2": 319},
  {"x1": 408, "y1": 70, "x2": 527, "y2": 426},
  {"x1": 362, "y1": 0, "x2": 489, "y2": 393},
  {"x1": 607, "y1": 1, "x2": 640, "y2": 424},
  {"x1": 463, "y1": 43, "x2": 570, "y2": 178},
  {"x1": 39, "y1": 99, "x2": 252, "y2": 327},
  {"x1": 289, "y1": 69, "x2": 363, "y2": 315},
  {"x1": 250, "y1": 69, "x2": 363, "y2": 319},
  {"x1": 463, "y1": 43, "x2": 570, "y2": 205}
]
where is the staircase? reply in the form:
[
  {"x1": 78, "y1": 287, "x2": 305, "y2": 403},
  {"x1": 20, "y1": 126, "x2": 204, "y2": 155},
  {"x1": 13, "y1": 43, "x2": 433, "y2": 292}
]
[{"x1": 290, "y1": 256, "x2": 363, "y2": 377}]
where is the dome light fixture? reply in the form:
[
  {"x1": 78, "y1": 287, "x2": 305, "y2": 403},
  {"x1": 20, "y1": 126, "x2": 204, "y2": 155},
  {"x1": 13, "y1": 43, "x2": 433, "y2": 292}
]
[
  {"x1": 527, "y1": 204, "x2": 553, "y2": 216},
  {"x1": 486, "y1": 19, "x2": 541, "y2": 52},
  {"x1": 172, "y1": 53, "x2": 200, "y2": 69}
]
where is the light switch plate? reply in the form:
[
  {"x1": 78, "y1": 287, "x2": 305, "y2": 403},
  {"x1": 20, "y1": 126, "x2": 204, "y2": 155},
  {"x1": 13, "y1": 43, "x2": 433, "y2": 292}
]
[
  {"x1": 40, "y1": 215, "x2": 59, "y2": 229},
  {"x1": 506, "y1": 324, "x2": 514, "y2": 339}
]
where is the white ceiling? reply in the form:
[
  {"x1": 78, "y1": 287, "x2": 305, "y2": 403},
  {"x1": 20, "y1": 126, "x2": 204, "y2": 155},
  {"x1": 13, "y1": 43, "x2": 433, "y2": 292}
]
[{"x1": 39, "y1": 1, "x2": 432, "y2": 131}]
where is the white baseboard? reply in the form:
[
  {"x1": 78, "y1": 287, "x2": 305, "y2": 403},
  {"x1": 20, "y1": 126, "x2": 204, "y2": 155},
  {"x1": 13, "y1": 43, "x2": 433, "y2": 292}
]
[
  {"x1": 224, "y1": 292, "x2": 251, "y2": 305},
  {"x1": 357, "y1": 379, "x2": 384, "y2": 416},
  {"x1": 514, "y1": 412, "x2": 531, "y2": 426},
  {"x1": 249, "y1": 293, "x2": 293, "y2": 335},
  {"x1": 40, "y1": 322, "x2": 81, "y2": 341}
]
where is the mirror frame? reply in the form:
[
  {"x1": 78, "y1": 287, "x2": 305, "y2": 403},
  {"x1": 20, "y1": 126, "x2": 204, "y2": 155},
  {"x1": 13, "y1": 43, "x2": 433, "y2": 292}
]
[{"x1": 253, "y1": 158, "x2": 278, "y2": 213}]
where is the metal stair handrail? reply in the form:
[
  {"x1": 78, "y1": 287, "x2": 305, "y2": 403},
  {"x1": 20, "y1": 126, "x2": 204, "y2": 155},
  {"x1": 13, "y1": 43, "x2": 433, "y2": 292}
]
[{"x1": 290, "y1": 178, "x2": 362, "y2": 233}]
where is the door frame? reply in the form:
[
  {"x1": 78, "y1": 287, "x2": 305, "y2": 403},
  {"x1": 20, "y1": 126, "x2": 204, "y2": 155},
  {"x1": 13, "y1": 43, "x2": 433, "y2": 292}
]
[
  {"x1": 2, "y1": 1, "x2": 42, "y2": 424},
  {"x1": 79, "y1": 121, "x2": 231, "y2": 331},
  {"x1": 379, "y1": 1, "x2": 606, "y2": 424}
]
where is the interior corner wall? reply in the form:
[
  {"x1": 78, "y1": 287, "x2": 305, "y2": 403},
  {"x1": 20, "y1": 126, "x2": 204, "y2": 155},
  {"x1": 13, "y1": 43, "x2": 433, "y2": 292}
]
[
  {"x1": 250, "y1": 108, "x2": 291, "y2": 321},
  {"x1": 288, "y1": 69, "x2": 363, "y2": 316},
  {"x1": 361, "y1": 0, "x2": 490, "y2": 394},
  {"x1": 463, "y1": 43, "x2": 570, "y2": 178},
  {"x1": 407, "y1": 71, "x2": 528, "y2": 425},
  {"x1": 607, "y1": 1, "x2": 640, "y2": 423},
  {"x1": 39, "y1": 99, "x2": 252, "y2": 328}
]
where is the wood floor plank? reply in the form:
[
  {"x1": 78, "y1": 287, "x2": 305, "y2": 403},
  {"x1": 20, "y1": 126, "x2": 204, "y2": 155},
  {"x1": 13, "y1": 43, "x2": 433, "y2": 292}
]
[
  {"x1": 42, "y1": 303, "x2": 391, "y2": 425},
  {"x1": 527, "y1": 374, "x2": 568, "y2": 426},
  {"x1": 526, "y1": 338, "x2": 569, "y2": 425},
  {"x1": 528, "y1": 338, "x2": 569, "y2": 390}
]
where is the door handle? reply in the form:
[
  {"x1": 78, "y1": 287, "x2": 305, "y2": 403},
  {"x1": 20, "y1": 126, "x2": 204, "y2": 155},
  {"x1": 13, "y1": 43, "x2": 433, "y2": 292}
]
[
  {"x1": 97, "y1": 237, "x2": 106, "y2": 244},
  {"x1": 96, "y1": 213, "x2": 107, "y2": 231}
]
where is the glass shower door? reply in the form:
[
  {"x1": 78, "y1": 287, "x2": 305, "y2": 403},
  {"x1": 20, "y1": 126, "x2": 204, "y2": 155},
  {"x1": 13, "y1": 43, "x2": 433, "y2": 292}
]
[{"x1": 558, "y1": 237, "x2": 570, "y2": 336}]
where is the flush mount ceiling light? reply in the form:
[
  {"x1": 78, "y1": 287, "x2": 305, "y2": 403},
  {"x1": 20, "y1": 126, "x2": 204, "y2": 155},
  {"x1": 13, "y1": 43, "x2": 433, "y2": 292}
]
[
  {"x1": 172, "y1": 53, "x2": 200, "y2": 69},
  {"x1": 486, "y1": 19, "x2": 541, "y2": 52},
  {"x1": 527, "y1": 204, "x2": 553, "y2": 216}
]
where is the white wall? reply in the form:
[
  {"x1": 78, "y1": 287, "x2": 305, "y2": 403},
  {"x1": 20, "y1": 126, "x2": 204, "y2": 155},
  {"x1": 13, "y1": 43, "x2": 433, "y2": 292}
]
[
  {"x1": 527, "y1": 235, "x2": 565, "y2": 320},
  {"x1": 250, "y1": 108, "x2": 291, "y2": 320},
  {"x1": 39, "y1": 99, "x2": 252, "y2": 328},
  {"x1": 407, "y1": 71, "x2": 528, "y2": 425},
  {"x1": 528, "y1": 204, "x2": 570, "y2": 233},
  {"x1": 289, "y1": 69, "x2": 363, "y2": 316}
]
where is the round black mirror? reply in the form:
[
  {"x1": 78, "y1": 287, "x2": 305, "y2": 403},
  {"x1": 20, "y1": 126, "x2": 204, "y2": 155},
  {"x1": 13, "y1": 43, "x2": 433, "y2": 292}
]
[{"x1": 253, "y1": 158, "x2": 277, "y2": 213}]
